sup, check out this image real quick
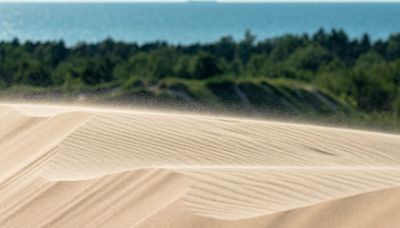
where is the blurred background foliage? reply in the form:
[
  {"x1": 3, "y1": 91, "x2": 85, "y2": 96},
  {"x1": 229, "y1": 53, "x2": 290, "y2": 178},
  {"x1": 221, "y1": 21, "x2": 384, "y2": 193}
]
[{"x1": 1, "y1": 29, "x2": 400, "y2": 131}]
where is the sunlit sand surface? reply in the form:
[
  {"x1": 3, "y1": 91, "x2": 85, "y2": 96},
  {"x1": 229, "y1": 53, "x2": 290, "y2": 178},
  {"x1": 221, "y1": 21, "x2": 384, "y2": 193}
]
[{"x1": 1, "y1": 103, "x2": 400, "y2": 228}]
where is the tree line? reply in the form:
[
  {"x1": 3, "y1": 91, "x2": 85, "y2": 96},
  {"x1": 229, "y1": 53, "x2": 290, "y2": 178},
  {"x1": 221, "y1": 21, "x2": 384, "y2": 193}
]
[{"x1": 0, "y1": 29, "x2": 400, "y2": 116}]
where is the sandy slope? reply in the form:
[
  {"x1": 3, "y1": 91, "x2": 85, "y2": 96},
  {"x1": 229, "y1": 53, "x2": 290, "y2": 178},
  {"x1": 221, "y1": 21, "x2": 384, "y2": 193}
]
[{"x1": 1, "y1": 103, "x2": 400, "y2": 228}]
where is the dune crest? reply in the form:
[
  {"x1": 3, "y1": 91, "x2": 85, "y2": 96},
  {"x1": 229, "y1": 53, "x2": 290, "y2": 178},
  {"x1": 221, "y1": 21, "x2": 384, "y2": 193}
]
[{"x1": 1, "y1": 103, "x2": 400, "y2": 228}]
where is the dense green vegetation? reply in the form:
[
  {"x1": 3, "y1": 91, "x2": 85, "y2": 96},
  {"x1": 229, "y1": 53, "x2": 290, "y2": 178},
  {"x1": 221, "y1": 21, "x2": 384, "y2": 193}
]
[{"x1": 1, "y1": 29, "x2": 400, "y2": 131}]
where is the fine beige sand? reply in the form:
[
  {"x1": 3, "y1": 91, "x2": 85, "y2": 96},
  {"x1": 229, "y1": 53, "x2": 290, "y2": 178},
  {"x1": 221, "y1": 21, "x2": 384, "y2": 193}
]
[{"x1": 1, "y1": 103, "x2": 400, "y2": 228}]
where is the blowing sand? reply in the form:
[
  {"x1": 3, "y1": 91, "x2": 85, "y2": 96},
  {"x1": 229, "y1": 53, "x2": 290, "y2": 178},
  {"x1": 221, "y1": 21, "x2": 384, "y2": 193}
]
[{"x1": 1, "y1": 103, "x2": 400, "y2": 228}]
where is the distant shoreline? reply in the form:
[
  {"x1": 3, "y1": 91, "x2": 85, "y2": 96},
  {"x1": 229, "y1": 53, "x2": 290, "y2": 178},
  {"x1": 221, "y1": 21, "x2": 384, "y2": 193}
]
[{"x1": 1, "y1": 1, "x2": 400, "y2": 4}]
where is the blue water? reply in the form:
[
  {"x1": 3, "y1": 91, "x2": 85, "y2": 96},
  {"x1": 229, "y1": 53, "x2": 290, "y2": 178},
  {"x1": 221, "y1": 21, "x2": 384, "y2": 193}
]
[{"x1": 0, "y1": 3, "x2": 399, "y2": 45}]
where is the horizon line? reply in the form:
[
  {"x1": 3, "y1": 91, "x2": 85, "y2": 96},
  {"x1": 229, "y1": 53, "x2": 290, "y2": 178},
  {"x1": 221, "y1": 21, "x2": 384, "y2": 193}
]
[{"x1": 1, "y1": 0, "x2": 400, "y2": 3}]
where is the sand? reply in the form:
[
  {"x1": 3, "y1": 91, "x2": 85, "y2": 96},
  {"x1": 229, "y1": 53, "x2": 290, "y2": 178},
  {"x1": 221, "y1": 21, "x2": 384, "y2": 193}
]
[{"x1": 1, "y1": 103, "x2": 400, "y2": 228}]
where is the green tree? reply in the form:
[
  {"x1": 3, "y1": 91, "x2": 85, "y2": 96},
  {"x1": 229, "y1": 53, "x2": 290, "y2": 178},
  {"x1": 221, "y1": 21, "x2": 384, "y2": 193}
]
[{"x1": 190, "y1": 52, "x2": 222, "y2": 79}]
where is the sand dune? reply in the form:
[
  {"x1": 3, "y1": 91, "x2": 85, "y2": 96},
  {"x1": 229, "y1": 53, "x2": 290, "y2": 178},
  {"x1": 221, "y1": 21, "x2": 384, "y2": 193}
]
[{"x1": 1, "y1": 103, "x2": 400, "y2": 228}]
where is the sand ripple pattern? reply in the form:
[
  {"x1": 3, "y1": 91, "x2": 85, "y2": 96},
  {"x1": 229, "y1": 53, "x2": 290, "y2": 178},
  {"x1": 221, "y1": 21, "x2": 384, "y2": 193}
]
[{"x1": 1, "y1": 103, "x2": 400, "y2": 227}]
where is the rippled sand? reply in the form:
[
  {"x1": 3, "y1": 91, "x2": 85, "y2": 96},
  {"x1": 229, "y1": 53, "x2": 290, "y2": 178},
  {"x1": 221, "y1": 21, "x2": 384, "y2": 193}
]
[{"x1": 1, "y1": 103, "x2": 400, "y2": 228}]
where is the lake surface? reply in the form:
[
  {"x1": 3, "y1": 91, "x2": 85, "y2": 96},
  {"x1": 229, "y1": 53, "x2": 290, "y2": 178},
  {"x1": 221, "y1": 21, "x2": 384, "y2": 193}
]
[{"x1": 0, "y1": 3, "x2": 399, "y2": 45}]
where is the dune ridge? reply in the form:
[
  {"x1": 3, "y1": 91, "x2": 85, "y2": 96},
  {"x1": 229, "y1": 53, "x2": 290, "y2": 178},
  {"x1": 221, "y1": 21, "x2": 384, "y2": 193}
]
[{"x1": 1, "y1": 103, "x2": 400, "y2": 228}]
